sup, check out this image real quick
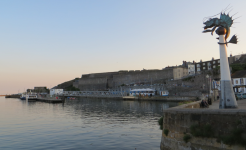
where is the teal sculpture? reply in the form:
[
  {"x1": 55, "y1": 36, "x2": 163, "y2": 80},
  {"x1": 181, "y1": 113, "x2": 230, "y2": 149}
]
[
  {"x1": 202, "y1": 7, "x2": 238, "y2": 109},
  {"x1": 202, "y1": 12, "x2": 235, "y2": 42}
]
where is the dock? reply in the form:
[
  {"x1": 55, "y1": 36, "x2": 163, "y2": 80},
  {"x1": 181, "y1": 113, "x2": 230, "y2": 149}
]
[
  {"x1": 5, "y1": 94, "x2": 21, "y2": 98},
  {"x1": 122, "y1": 96, "x2": 138, "y2": 100},
  {"x1": 122, "y1": 96, "x2": 197, "y2": 101},
  {"x1": 36, "y1": 98, "x2": 64, "y2": 103}
]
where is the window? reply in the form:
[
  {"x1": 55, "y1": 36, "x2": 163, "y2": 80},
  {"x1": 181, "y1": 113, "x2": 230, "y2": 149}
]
[
  {"x1": 203, "y1": 67, "x2": 205, "y2": 69},
  {"x1": 197, "y1": 64, "x2": 200, "y2": 67},
  {"x1": 203, "y1": 63, "x2": 205, "y2": 65},
  {"x1": 218, "y1": 60, "x2": 220, "y2": 63},
  {"x1": 213, "y1": 66, "x2": 216, "y2": 68},
  {"x1": 240, "y1": 78, "x2": 244, "y2": 85},
  {"x1": 197, "y1": 68, "x2": 200, "y2": 71},
  {"x1": 213, "y1": 61, "x2": 215, "y2": 64},
  {"x1": 235, "y1": 80, "x2": 238, "y2": 84}
]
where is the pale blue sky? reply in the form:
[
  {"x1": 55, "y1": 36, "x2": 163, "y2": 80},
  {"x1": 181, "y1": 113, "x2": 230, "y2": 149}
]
[{"x1": 1, "y1": 0, "x2": 246, "y2": 94}]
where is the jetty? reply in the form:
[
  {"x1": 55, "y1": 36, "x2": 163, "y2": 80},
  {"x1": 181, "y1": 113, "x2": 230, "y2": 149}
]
[
  {"x1": 36, "y1": 95, "x2": 64, "y2": 103},
  {"x1": 36, "y1": 98, "x2": 63, "y2": 103},
  {"x1": 61, "y1": 91, "x2": 197, "y2": 102},
  {"x1": 5, "y1": 94, "x2": 21, "y2": 98}
]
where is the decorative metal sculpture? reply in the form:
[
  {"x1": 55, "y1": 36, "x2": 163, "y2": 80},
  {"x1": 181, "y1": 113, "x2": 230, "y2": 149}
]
[
  {"x1": 202, "y1": 7, "x2": 238, "y2": 44},
  {"x1": 202, "y1": 6, "x2": 239, "y2": 109}
]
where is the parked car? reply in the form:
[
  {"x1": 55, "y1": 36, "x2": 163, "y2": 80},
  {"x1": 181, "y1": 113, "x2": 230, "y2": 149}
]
[
  {"x1": 235, "y1": 93, "x2": 243, "y2": 99},
  {"x1": 243, "y1": 93, "x2": 246, "y2": 99}
]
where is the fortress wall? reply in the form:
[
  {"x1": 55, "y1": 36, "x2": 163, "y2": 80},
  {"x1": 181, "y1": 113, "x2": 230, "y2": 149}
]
[
  {"x1": 81, "y1": 72, "x2": 119, "y2": 78},
  {"x1": 112, "y1": 69, "x2": 174, "y2": 86},
  {"x1": 78, "y1": 77, "x2": 108, "y2": 91},
  {"x1": 107, "y1": 78, "x2": 114, "y2": 88},
  {"x1": 73, "y1": 82, "x2": 79, "y2": 88},
  {"x1": 78, "y1": 69, "x2": 174, "y2": 91}
]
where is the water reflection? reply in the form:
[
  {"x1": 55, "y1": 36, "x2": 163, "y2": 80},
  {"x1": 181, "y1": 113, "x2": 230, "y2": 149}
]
[{"x1": 0, "y1": 97, "x2": 178, "y2": 150}]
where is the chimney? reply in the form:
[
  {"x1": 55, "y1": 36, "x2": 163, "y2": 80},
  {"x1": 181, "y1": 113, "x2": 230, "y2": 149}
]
[
  {"x1": 193, "y1": 60, "x2": 195, "y2": 63},
  {"x1": 200, "y1": 59, "x2": 202, "y2": 62},
  {"x1": 212, "y1": 57, "x2": 214, "y2": 60}
]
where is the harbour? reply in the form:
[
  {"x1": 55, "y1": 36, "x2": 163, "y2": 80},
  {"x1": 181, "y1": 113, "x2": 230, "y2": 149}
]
[
  {"x1": 2, "y1": 1, "x2": 246, "y2": 150},
  {"x1": 0, "y1": 96, "x2": 178, "y2": 150}
]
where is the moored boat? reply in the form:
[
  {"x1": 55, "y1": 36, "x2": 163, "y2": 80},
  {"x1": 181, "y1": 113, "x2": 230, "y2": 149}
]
[{"x1": 20, "y1": 93, "x2": 37, "y2": 100}]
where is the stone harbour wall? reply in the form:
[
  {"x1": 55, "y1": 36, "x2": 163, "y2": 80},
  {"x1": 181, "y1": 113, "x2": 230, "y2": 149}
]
[{"x1": 160, "y1": 108, "x2": 246, "y2": 150}]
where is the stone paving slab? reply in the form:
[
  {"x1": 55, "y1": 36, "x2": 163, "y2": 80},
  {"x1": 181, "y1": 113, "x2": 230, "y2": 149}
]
[{"x1": 208, "y1": 99, "x2": 246, "y2": 109}]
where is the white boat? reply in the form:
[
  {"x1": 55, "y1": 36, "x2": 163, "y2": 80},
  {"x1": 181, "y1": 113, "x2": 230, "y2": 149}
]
[{"x1": 20, "y1": 93, "x2": 37, "y2": 100}]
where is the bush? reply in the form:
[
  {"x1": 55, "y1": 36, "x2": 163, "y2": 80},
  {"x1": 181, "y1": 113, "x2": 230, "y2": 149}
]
[
  {"x1": 190, "y1": 124, "x2": 246, "y2": 146},
  {"x1": 158, "y1": 116, "x2": 163, "y2": 130},
  {"x1": 182, "y1": 76, "x2": 193, "y2": 81},
  {"x1": 164, "y1": 129, "x2": 169, "y2": 136},
  {"x1": 231, "y1": 63, "x2": 246, "y2": 73},
  {"x1": 190, "y1": 124, "x2": 214, "y2": 138},
  {"x1": 220, "y1": 128, "x2": 246, "y2": 146},
  {"x1": 183, "y1": 134, "x2": 192, "y2": 143},
  {"x1": 65, "y1": 85, "x2": 80, "y2": 91}
]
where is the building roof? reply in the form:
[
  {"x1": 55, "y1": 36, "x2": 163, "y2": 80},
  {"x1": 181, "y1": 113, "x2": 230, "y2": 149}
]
[
  {"x1": 232, "y1": 54, "x2": 246, "y2": 64},
  {"x1": 231, "y1": 70, "x2": 246, "y2": 78}
]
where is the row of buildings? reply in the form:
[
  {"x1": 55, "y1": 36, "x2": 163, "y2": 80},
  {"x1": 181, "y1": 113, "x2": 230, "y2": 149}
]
[
  {"x1": 26, "y1": 86, "x2": 63, "y2": 96},
  {"x1": 184, "y1": 54, "x2": 242, "y2": 75},
  {"x1": 231, "y1": 70, "x2": 246, "y2": 93}
]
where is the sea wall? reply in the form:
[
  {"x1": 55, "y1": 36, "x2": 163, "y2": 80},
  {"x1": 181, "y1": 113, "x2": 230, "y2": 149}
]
[{"x1": 160, "y1": 108, "x2": 246, "y2": 150}]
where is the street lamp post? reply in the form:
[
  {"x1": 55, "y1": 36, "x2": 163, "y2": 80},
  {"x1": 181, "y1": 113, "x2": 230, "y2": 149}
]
[{"x1": 206, "y1": 75, "x2": 209, "y2": 100}]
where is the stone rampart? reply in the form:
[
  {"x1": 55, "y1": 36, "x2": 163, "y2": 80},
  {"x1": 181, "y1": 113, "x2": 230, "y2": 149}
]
[
  {"x1": 79, "y1": 77, "x2": 108, "y2": 91},
  {"x1": 78, "y1": 69, "x2": 174, "y2": 91},
  {"x1": 113, "y1": 69, "x2": 173, "y2": 86},
  {"x1": 81, "y1": 71, "x2": 119, "y2": 78},
  {"x1": 160, "y1": 108, "x2": 246, "y2": 150}
]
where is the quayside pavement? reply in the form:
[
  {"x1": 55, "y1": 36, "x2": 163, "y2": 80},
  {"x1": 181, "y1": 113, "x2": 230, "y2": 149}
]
[{"x1": 208, "y1": 99, "x2": 246, "y2": 109}]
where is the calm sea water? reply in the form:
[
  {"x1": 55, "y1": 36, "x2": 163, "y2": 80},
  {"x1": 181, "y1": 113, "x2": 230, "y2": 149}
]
[{"x1": 0, "y1": 97, "x2": 178, "y2": 150}]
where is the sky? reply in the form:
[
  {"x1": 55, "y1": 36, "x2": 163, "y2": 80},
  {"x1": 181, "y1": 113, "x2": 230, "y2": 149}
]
[{"x1": 1, "y1": 0, "x2": 246, "y2": 94}]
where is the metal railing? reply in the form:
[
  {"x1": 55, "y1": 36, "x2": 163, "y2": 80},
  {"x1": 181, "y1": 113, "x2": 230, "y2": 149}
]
[{"x1": 60, "y1": 91, "x2": 127, "y2": 97}]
